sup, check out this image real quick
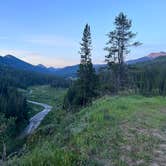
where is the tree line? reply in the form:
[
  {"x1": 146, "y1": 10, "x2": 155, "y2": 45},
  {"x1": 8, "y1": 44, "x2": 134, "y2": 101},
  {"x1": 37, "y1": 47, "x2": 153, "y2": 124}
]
[
  {"x1": 0, "y1": 85, "x2": 29, "y2": 160},
  {"x1": 0, "y1": 64, "x2": 70, "y2": 89},
  {"x1": 128, "y1": 58, "x2": 166, "y2": 96}
]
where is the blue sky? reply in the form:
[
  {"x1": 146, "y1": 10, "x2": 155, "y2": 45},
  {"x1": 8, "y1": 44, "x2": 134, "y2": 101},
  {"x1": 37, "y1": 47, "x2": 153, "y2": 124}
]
[{"x1": 0, "y1": 0, "x2": 165, "y2": 67}]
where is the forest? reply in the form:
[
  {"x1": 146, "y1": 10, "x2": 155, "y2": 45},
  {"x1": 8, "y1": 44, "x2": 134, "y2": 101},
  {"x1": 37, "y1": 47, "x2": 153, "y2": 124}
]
[{"x1": 1, "y1": 11, "x2": 166, "y2": 165}]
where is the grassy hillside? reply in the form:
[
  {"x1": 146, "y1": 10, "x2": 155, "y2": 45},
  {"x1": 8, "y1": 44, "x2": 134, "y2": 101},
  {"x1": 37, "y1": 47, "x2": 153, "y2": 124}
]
[{"x1": 7, "y1": 86, "x2": 166, "y2": 166}]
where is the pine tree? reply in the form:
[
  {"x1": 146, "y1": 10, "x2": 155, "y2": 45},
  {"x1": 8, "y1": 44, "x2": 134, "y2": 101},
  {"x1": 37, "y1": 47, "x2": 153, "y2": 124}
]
[
  {"x1": 105, "y1": 12, "x2": 141, "y2": 90},
  {"x1": 63, "y1": 24, "x2": 98, "y2": 110},
  {"x1": 77, "y1": 24, "x2": 98, "y2": 106}
]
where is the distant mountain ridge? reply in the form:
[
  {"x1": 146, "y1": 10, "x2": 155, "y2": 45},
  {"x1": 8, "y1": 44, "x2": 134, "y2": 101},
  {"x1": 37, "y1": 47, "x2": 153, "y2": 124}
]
[
  {"x1": 127, "y1": 52, "x2": 166, "y2": 64},
  {"x1": 148, "y1": 51, "x2": 166, "y2": 58},
  {"x1": 0, "y1": 55, "x2": 105, "y2": 77},
  {"x1": 0, "y1": 55, "x2": 54, "y2": 74},
  {"x1": 127, "y1": 56, "x2": 151, "y2": 64},
  {"x1": 1, "y1": 52, "x2": 166, "y2": 77}
]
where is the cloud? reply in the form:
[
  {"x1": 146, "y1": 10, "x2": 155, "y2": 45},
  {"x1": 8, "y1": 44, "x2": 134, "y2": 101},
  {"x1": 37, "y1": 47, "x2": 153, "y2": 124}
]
[{"x1": 26, "y1": 35, "x2": 78, "y2": 47}]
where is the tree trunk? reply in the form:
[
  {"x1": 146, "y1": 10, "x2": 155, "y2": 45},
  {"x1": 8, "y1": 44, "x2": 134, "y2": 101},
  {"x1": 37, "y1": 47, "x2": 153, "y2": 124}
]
[{"x1": 2, "y1": 141, "x2": 6, "y2": 162}]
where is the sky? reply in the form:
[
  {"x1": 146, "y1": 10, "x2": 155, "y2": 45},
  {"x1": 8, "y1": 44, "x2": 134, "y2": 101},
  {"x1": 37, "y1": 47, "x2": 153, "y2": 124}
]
[{"x1": 0, "y1": 0, "x2": 165, "y2": 67}]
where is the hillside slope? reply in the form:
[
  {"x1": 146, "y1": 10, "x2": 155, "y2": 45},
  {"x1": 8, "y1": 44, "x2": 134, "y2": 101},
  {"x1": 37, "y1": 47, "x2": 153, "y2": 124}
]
[
  {"x1": 6, "y1": 86, "x2": 166, "y2": 166},
  {"x1": 133, "y1": 56, "x2": 166, "y2": 67},
  {"x1": 127, "y1": 52, "x2": 166, "y2": 65},
  {"x1": 0, "y1": 57, "x2": 69, "y2": 88}
]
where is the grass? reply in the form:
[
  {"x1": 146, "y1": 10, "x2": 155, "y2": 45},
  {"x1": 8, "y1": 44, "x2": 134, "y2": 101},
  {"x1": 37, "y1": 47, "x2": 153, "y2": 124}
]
[
  {"x1": 28, "y1": 85, "x2": 67, "y2": 107},
  {"x1": 6, "y1": 86, "x2": 166, "y2": 166},
  {"x1": 27, "y1": 103, "x2": 44, "y2": 118}
]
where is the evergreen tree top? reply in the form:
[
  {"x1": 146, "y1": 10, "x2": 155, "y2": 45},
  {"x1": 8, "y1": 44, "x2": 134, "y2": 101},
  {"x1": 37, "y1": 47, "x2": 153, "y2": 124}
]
[{"x1": 79, "y1": 24, "x2": 92, "y2": 65}]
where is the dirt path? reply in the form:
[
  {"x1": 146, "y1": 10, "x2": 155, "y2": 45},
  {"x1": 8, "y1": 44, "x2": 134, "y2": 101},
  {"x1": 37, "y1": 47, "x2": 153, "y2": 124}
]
[{"x1": 151, "y1": 130, "x2": 166, "y2": 166}]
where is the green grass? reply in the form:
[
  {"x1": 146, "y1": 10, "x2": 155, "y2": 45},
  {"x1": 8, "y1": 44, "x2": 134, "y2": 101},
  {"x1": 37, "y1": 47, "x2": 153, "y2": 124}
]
[
  {"x1": 6, "y1": 87, "x2": 166, "y2": 166},
  {"x1": 27, "y1": 103, "x2": 44, "y2": 118},
  {"x1": 69, "y1": 95, "x2": 166, "y2": 165},
  {"x1": 28, "y1": 85, "x2": 67, "y2": 107}
]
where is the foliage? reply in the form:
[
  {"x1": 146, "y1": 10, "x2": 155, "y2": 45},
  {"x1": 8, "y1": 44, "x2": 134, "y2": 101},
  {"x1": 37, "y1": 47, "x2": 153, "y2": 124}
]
[
  {"x1": 50, "y1": 78, "x2": 71, "y2": 88},
  {"x1": 0, "y1": 63, "x2": 69, "y2": 89},
  {"x1": 64, "y1": 24, "x2": 99, "y2": 111},
  {"x1": 128, "y1": 56, "x2": 166, "y2": 96},
  {"x1": 0, "y1": 86, "x2": 28, "y2": 134},
  {"x1": 27, "y1": 103, "x2": 44, "y2": 119},
  {"x1": 105, "y1": 12, "x2": 141, "y2": 90},
  {"x1": 105, "y1": 12, "x2": 140, "y2": 65},
  {"x1": 0, "y1": 114, "x2": 15, "y2": 160},
  {"x1": 0, "y1": 85, "x2": 29, "y2": 160},
  {"x1": 28, "y1": 85, "x2": 67, "y2": 107}
]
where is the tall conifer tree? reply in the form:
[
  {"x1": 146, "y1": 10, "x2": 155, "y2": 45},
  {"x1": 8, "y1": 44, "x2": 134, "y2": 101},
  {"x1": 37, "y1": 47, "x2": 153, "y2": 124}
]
[
  {"x1": 77, "y1": 24, "x2": 98, "y2": 106},
  {"x1": 105, "y1": 12, "x2": 141, "y2": 90},
  {"x1": 63, "y1": 24, "x2": 98, "y2": 110}
]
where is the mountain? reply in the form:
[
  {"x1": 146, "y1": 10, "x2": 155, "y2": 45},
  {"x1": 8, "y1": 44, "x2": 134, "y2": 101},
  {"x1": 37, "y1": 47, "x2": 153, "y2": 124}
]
[
  {"x1": 50, "y1": 53, "x2": 166, "y2": 77},
  {"x1": 0, "y1": 55, "x2": 69, "y2": 88},
  {"x1": 0, "y1": 55, "x2": 105, "y2": 78},
  {"x1": 36, "y1": 64, "x2": 47, "y2": 69},
  {"x1": 133, "y1": 55, "x2": 166, "y2": 68},
  {"x1": 0, "y1": 55, "x2": 54, "y2": 74},
  {"x1": 127, "y1": 52, "x2": 166, "y2": 65},
  {"x1": 127, "y1": 56, "x2": 152, "y2": 64},
  {"x1": 53, "y1": 65, "x2": 79, "y2": 77},
  {"x1": 148, "y1": 51, "x2": 166, "y2": 58},
  {"x1": 1, "y1": 54, "x2": 35, "y2": 70},
  {"x1": 1, "y1": 52, "x2": 166, "y2": 78},
  {"x1": 53, "y1": 64, "x2": 106, "y2": 77}
]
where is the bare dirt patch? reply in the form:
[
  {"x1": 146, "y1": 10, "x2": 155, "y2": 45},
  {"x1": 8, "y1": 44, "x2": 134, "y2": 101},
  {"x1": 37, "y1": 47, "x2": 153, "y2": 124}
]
[{"x1": 151, "y1": 130, "x2": 166, "y2": 166}]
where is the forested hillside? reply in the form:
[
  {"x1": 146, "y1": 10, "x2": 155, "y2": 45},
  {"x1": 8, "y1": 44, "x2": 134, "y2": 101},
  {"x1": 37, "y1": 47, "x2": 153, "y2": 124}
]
[
  {"x1": 129, "y1": 56, "x2": 166, "y2": 95},
  {"x1": 0, "y1": 63, "x2": 69, "y2": 89},
  {"x1": 0, "y1": 85, "x2": 29, "y2": 161}
]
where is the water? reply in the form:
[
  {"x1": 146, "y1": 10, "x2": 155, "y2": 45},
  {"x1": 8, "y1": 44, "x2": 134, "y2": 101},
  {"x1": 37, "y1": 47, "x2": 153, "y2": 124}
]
[{"x1": 19, "y1": 100, "x2": 52, "y2": 138}]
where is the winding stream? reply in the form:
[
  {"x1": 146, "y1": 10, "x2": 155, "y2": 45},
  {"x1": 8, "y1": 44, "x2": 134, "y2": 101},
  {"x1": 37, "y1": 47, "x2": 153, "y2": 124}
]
[{"x1": 20, "y1": 100, "x2": 52, "y2": 138}]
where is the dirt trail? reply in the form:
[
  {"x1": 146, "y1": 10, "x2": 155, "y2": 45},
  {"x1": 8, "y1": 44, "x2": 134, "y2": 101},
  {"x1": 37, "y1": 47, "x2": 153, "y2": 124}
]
[{"x1": 151, "y1": 130, "x2": 166, "y2": 166}]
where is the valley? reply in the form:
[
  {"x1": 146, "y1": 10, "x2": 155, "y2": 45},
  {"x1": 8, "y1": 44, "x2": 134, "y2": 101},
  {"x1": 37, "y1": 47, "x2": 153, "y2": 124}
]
[
  {"x1": 1, "y1": 2, "x2": 166, "y2": 165},
  {"x1": 5, "y1": 86, "x2": 166, "y2": 165}
]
